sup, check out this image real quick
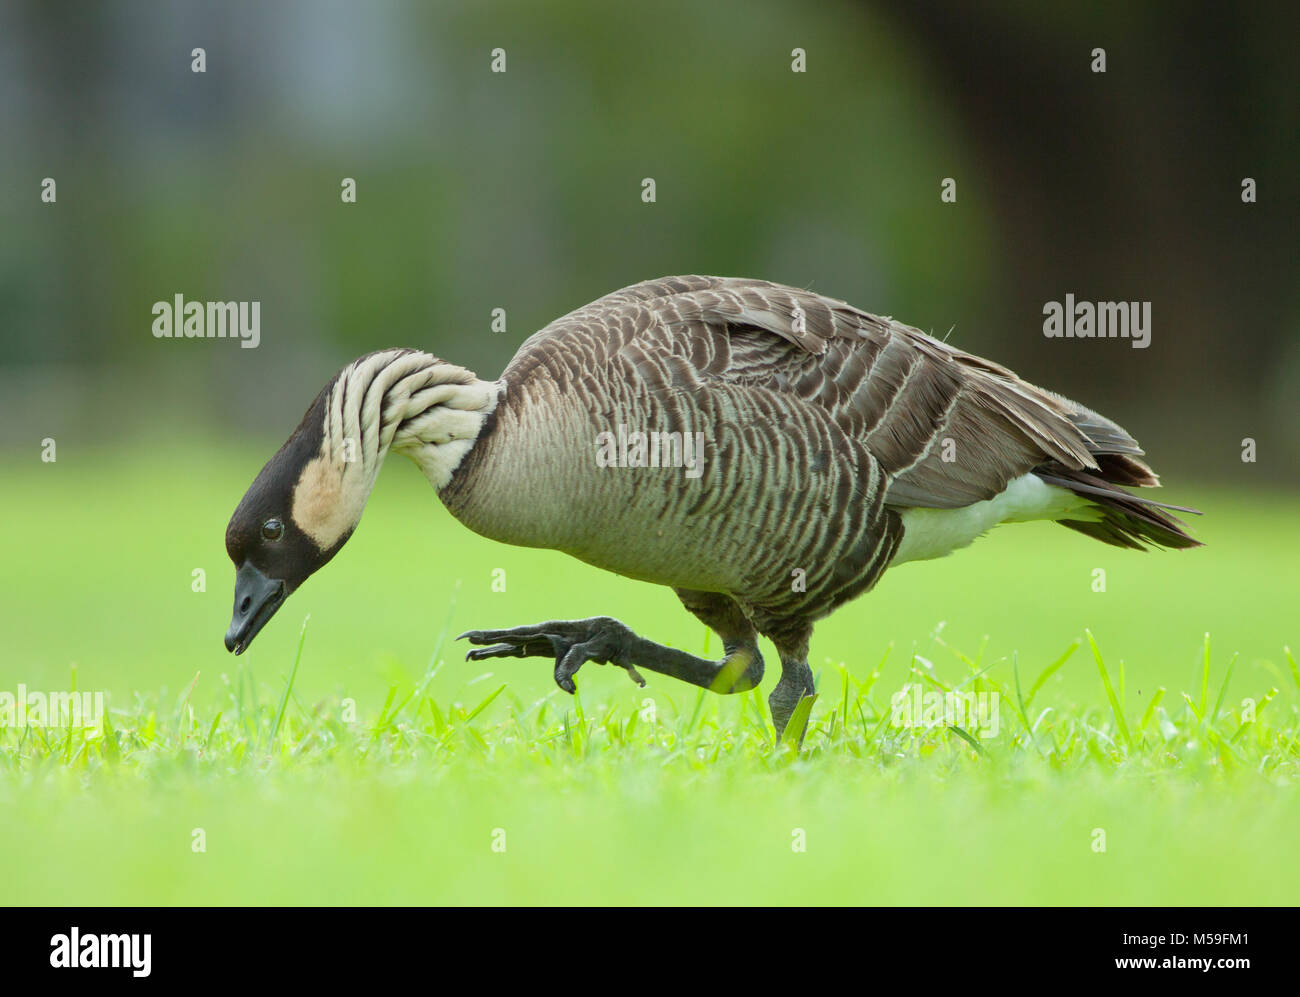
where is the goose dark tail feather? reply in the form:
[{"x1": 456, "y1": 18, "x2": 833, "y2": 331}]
[{"x1": 1034, "y1": 462, "x2": 1203, "y2": 551}]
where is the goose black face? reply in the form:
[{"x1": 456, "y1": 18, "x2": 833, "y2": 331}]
[
  {"x1": 224, "y1": 385, "x2": 347, "y2": 654},
  {"x1": 223, "y1": 506, "x2": 324, "y2": 655}
]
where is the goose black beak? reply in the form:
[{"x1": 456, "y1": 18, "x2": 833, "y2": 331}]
[{"x1": 225, "y1": 562, "x2": 287, "y2": 655}]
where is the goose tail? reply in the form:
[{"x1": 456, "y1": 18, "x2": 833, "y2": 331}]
[{"x1": 1034, "y1": 459, "x2": 1203, "y2": 551}]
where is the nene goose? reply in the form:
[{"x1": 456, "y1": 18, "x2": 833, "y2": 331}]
[{"x1": 224, "y1": 275, "x2": 1199, "y2": 741}]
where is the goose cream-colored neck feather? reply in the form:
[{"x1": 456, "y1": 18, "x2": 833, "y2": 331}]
[{"x1": 290, "y1": 349, "x2": 498, "y2": 550}]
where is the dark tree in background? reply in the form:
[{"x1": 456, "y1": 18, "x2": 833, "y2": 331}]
[{"x1": 879, "y1": 0, "x2": 1298, "y2": 479}]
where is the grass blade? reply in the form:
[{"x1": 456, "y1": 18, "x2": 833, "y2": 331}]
[
  {"x1": 1087, "y1": 630, "x2": 1132, "y2": 752},
  {"x1": 270, "y1": 615, "x2": 309, "y2": 744},
  {"x1": 1210, "y1": 651, "x2": 1238, "y2": 723},
  {"x1": 1139, "y1": 687, "x2": 1166, "y2": 732},
  {"x1": 404, "y1": 581, "x2": 460, "y2": 721},
  {"x1": 463, "y1": 684, "x2": 507, "y2": 725},
  {"x1": 1198, "y1": 632, "x2": 1211, "y2": 716},
  {"x1": 949, "y1": 724, "x2": 986, "y2": 756},
  {"x1": 1027, "y1": 641, "x2": 1079, "y2": 707},
  {"x1": 780, "y1": 693, "x2": 817, "y2": 749}
]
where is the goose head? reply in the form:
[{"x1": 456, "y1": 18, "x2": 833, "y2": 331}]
[
  {"x1": 223, "y1": 383, "x2": 357, "y2": 654},
  {"x1": 223, "y1": 349, "x2": 499, "y2": 654}
]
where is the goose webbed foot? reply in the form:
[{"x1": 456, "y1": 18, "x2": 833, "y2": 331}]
[{"x1": 458, "y1": 617, "x2": 647, "y2": 693}]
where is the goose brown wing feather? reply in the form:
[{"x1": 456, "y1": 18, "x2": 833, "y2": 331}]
[{"x1": 506, "y1": 275, "x2": 1146, "y2": 510}]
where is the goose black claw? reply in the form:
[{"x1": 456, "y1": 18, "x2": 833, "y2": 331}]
[{"x1": 457, "y1": 618, "x2": 647, "y2": 692}]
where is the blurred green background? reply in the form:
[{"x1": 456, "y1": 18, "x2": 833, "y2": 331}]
[
  {"x1": 1, "y1": 1, "x2": 1297, "y2": 906},
  {"x1": 1, "y1": 1, "x2": 1296, "y2": 472}
]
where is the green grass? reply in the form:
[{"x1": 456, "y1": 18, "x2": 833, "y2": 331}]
[{"x1": 2, "y1": 444, "x2": 1298, "y2": 904}]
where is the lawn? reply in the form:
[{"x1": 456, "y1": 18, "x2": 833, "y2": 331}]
[{"x1": 2, "y1": 443, "x2": 1297, "y2": 905}]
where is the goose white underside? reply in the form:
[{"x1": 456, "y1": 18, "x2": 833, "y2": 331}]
[{"x1": 891, "y1": 473, "x2": 1100, "y2": 566}]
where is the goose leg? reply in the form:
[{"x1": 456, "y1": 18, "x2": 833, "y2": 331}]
[
  {"x1": 459, "y1": 604, "x2": 764, "y2": 697},
  {"x1": 768, "y1": 659, "x2": 816, "y2": 746},
  {"x1": 764, "y1": 623, "x2": 817, "y2": 746}
]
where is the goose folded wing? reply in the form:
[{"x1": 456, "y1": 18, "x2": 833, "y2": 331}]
[
  {"x1": 508, "y1": 275, "x2": 1154, "y2": 510},
  {"x1": 648, "y1": 278, "x2": 1134, "y2": 510}
]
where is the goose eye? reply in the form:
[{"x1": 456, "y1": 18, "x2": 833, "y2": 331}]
[{"x1": 261, "y1": 518, "x2": 284, "y2": 541}]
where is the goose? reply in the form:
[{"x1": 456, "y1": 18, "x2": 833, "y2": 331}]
[{"x1": 223, "y1": 275, "x2": 1199, "y2": 742}]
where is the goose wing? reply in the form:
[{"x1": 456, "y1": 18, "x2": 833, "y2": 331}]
[{"x1": 508, "y1": 275, "x2": 1154, "y2": 509}]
